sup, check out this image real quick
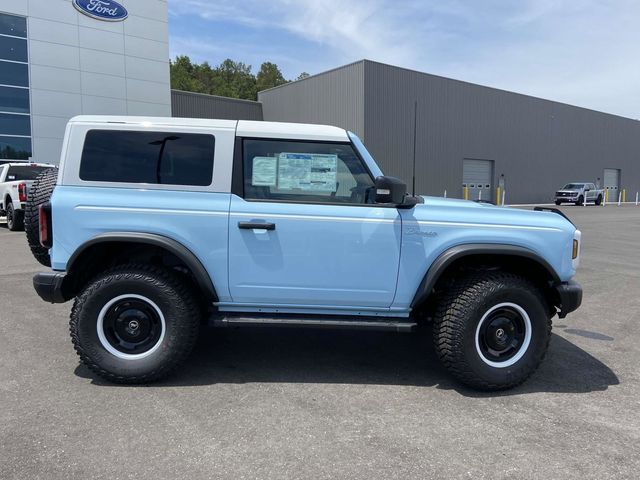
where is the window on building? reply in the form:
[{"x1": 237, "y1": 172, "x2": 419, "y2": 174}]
[
  {"x1": 79, "y1": 130, "x2": 216, "y2": 186},
  {"x1": 0, "y1": 12, "x2": 30, "y2": 160},
  {"x1": 242, "y1": 139, "x2": 375, "y2": 204}
]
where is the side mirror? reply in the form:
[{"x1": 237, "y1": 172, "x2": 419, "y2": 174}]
[{"x1": 374, "y1": 176, "x2": 407, "y2": 205}]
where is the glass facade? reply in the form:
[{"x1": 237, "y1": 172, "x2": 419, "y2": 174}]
[{"x1": 0, "y1": 13, "x2": 30, "y2": 160}]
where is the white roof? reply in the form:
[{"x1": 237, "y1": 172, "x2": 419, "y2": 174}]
[
  {"x1": 237, "y1": 120, "x2": 348, "y2": 142},
  {"x1": 68, "y1": 116, "x2": 349, "y2": 142},
  {"x1": 68, "y1": 116, "x2": 237, "y2": 129}
]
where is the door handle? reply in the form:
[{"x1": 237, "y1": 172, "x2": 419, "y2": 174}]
[{"x1": 238, "y1": 221, "x2": 276, "y2": 230}]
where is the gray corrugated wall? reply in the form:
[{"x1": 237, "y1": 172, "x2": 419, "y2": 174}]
[
  {"x1": 258, "y1": 61, "x2": 365, "y2": 137},
  {"x1": 171, "y1": 90, "x2": 263, "y2": 120},
  {"x1": 363, "y1": 60, "x2": 640, "y2": 204}
]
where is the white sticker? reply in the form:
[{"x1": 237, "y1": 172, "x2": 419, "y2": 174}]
[
  {"x1": 251, "y1": 156, "x2": 277, "y2": 186},
  {"x1": 277, "y1": 153, "x2": 337, "y2": 192}
]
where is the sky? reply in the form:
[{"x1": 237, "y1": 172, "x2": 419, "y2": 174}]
[{"x1": 168, "y1": 0, "x2": 640, "y2": 119}]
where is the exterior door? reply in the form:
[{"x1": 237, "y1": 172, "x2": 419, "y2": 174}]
[
  {"x1": 228, "y1": 138, "x2": 402, "y2": 308},
  {"x1": 463, "y1": 159, "x2": 493, "y2": 201},
  {"x1": 603, "y1": 169, "x2": 620, "y2": 203}
]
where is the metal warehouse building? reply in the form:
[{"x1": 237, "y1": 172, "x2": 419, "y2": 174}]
[{"x1": 257, "y1": 60, "x2": 640, "y2": 205}]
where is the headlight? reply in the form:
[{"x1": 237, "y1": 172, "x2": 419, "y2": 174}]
[{"x1": 572, "y1": 230, "x2": 582, "y2": 268}]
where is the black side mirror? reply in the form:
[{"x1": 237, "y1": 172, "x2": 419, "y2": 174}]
[{"x1": 374, "y1": 176, "x2": 407, "y2": 205}]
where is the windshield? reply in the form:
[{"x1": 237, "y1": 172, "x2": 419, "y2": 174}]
[
  {"x1": 6, "y1": 165, "x2": 52, "y2": 181},
  {"x1": 562, "y1": 183, "x2": 584, "y2": 189}
]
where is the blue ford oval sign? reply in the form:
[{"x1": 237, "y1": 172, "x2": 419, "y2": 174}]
[{"x1": 73, "y1": 0, "x2": 128, "y2": 22}]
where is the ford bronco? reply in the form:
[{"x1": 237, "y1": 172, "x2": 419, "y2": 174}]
[{"x1": 30, "y1": 116, "x2": 582, "y2": 390}]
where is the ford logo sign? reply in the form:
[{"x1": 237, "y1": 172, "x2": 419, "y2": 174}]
[{"x1": 73, "y1": 0, "x2": 128, "y2": 22}]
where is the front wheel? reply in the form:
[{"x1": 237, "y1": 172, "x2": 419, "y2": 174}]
[
  {"x1": 433, "y1": 271, "x2": 551, "y2": 390},
  {"x1": 555, "y1": 200, "x2": 561, "y2": 206},
  {"x1": 70, "y1": 264, "x2": 201, "y2": 383},
  {"x1": 575, "y1": 195, "x2": 584, "y2": 206}
]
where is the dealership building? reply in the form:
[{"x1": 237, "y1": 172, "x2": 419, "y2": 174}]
[{"x1": 2, "y1": 0, "x2": 639, "y2": 204}]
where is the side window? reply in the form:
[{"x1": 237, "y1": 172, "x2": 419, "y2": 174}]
[
  {"x1": 242, "y1": 139, "x2": 375, "y2": 204},
  {"x1": 79, "y1": 130, "x2": 215, "y2": 187}
]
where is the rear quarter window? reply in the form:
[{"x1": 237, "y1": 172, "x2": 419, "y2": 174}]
[{"x1": 79, "y1": 130, "x2": 215, "y2": 187}]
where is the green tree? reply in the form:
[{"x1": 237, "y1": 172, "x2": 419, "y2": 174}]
[
  {"x1": 170, "y1": 55, "x2": 203, "y2": 92},
  {"x1": 296, "y1": 72, "x2": 310, "y2": 81},
  {"x1": 214, "y1": 59, "x2": 257, "y2": 100},
  {"x1": 256, "y1": 62, "x2": 288, "y2": 92}
]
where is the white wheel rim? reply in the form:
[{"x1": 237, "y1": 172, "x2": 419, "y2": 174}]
[
  {"x1": 475, "y1": 302, "x2": 532, "y2": 368},
  {"x1": 97, "y1": 294, "x2": 166, "y2": 360}
]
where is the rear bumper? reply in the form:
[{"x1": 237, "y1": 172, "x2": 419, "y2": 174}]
[
  {"x1": 33, "y1": 272, "x2": 69, "y2": 303},
  {"x1": 554, "y1": 280, "x2": 582, "y2": 318}
]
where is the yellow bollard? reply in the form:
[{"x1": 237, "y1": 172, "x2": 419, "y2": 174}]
[
  {"x1": 623, "y1": 189, "x2": 626, "y2": 203},
  {"x1": 496, "y1": 187, "x2": 501, "y2": 206},
  {"x1": 605, "y1": 189, "x2": 609, "y2": 203},
  {"x1": 464, "y1": 186, "x2": 469, "y2": 200}
]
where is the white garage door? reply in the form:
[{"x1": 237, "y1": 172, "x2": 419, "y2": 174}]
[
  {"x1": 603, "y1": 168, "x2": 620, "y2": 202},
  {"x1": 463, "y1": 159, "x2": 493, "y2": 201}
]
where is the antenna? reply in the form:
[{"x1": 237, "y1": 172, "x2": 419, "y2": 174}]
[{"x1": 412, "y1": 100, "x2": 417, "y2": 196}]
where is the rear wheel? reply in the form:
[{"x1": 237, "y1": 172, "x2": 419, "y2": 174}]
[
  {"x1": 6, "y1": 201, "x2": 24, "y2": 231},
  {"x1": 24, "y1": 167, "x2": 58, "y2": 266},
  {"x1": 595, "y1": 195, "x2": 602, "y2": 206},
  {"x1": 70, "y1": 264, "x2": 201, "y2": 383},
  {"x1": 433, "y1": 271, "x2": 551, "y2": 390}
]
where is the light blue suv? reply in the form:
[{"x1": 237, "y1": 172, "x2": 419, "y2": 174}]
[{"x1": 31, "y1": 116, "x2": 582, "y2": 390}]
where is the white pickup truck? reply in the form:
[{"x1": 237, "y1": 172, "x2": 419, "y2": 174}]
[{"x1": 0, "y1": 162, "x2": 55, "y2": 230}]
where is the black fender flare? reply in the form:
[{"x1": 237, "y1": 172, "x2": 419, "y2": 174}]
[
  {"x1": 410, "y1": 243, "x2": 561, "y2": 308},
  {"x1": 66, "y1": 232, "x2": 218, "y2": 301}
]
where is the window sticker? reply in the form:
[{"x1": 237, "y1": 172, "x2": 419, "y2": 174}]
[
  {"x1": 251, "y1": 156, "x2": 277, "y2": 186},
  {"x1": 277, "y1": 153, "x2": 337, "y2": 191}
]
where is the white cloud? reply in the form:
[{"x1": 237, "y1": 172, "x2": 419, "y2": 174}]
[{"x1": 169, "y1": 0, "x2": 640, "y2": 118}]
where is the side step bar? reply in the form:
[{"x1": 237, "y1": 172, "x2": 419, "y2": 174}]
[{"x1": 210, "y1": 315, "x2": 417, "y2": 332}]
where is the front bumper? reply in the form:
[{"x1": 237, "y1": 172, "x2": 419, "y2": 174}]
[
  {"x1": 554, "y1": 280, "x2": 582, "y2": 318},
  {"x1": 555, "y1": 196, "x2": 579, "y2": 202},
  {"x1": 33, "y1": 272, "x2": 69, "y2": 303}
]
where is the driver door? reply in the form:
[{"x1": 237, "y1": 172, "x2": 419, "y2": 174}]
[{"x1": 227, "y1": 138, "x2": 402, "y2": 309}]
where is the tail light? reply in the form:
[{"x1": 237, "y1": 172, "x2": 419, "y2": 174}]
[
  {"x1": 18, "y1": 183, "x2": 27, "y2": 202},
  {"x1": 39, "y1": 203, "x2": 53, "y2": 248}
]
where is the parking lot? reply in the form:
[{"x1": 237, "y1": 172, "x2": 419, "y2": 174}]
[{"x1": 1, "y1": 205, "x2": 639, "y2": 479}]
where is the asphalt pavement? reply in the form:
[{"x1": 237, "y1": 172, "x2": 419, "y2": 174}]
[{"x1": 1, "y1": 205, "x2": 638, "y2": 479}]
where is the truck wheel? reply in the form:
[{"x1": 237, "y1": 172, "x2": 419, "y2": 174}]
[
  {"x1": 575, "y1": 195, "x2": 584, "y2": 206},
  {"x1": 70, "y1": 264, "x2": 201, "y2": 384},
  {"x1": 6, "y1": 201, "x2": 24, "y2": 231},
  {"x1": 433, "y1": 271, "x2": 551, "y2": 390},
  {"x1": 554, "y1": 200, "x2": 561, "y2": 206},
  {"x1": 24, "y1": 167, "x2": 58, "y2": 266},
  {"x1": 595, "y1": 195, "x2": 602, "y2": 206}
]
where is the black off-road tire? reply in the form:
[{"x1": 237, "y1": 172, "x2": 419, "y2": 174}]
[
  {"x1": 70, "y1": 264, "x2": 201, "y2": 384},
  {"x1": 24, "y1": 167, "x2": 58, "y2": 266},
  {"x1": 554, "y1": 200, "x2": 561, "y2": 206},
  {"x1": 575, "y1": 195, "x2": 584, "y2": 206},
  {"x1": 433, "y1": 271, "x2": 552, "y2": 391},
  {"x1": 595, "y1": 195, "x2": 602, "y2": 206},
  {"x1": 6, "y1": 201, "x2": 24, "y2": 231}
]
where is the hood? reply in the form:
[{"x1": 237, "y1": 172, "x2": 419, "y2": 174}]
[
  {"x1": 556, "y1": 189, "x2": 579, "y2": 193},
  {"x1": 414, "y1": 195, "x2": 574, "y2": 231}
]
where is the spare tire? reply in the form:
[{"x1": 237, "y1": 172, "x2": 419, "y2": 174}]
[{"x1": 25, "y1": 167, "x2": 58, "y2": 267}]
